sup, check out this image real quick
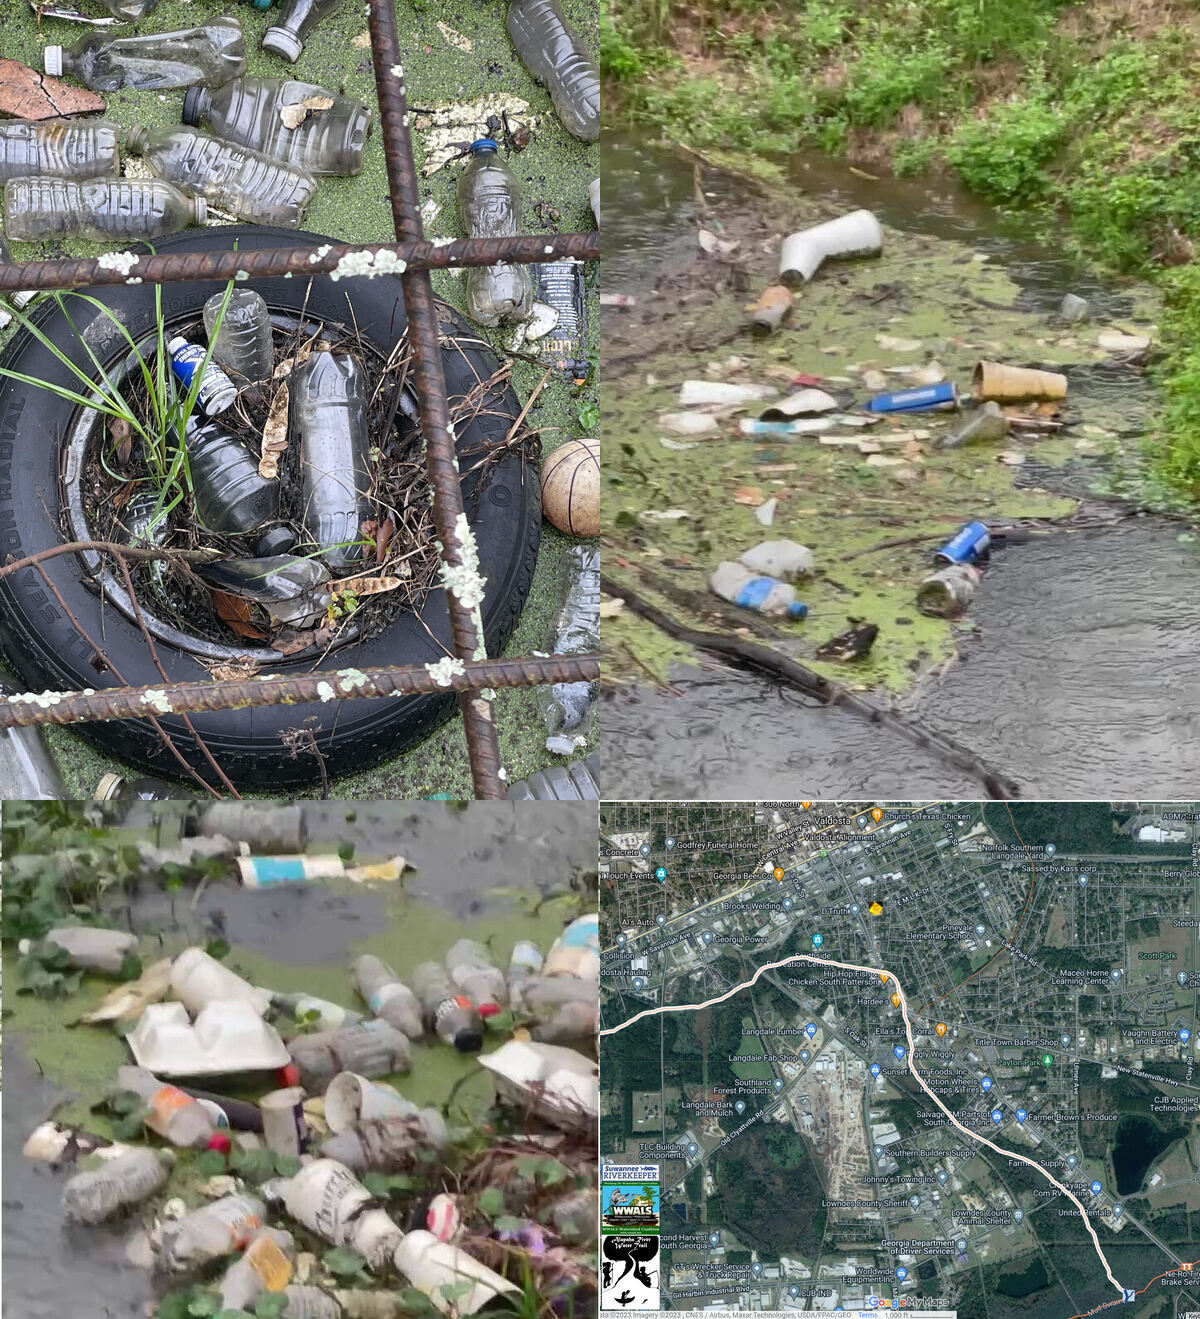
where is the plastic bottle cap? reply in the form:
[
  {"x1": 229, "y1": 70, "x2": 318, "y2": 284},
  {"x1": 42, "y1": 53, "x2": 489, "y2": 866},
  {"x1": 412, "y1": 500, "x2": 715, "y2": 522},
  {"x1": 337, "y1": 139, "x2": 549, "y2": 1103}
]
[
  {"x1": 181, "y1": 87, "x2": 206, "y2": 126},
  {"x1": 788, "y1": 602, "x2": 808, "y2": 620},
  {"x1": 469, "y1": 138, "x2": 499, "y2": 154},
  {"x1": 44, "y1": 46, "x2": 64, "y2": 78},
  {"x1": 477, "y1": 1003, "x2": 501, "y2": 1019},
  {"x1": 206, "y1": 1133, "x2": 232, "y2": 1155},
  {"x1": 277, "y1": 1063, "x2": 300, "y2": 1088},
  {"x1": 261, "y1": 25, "x2": 304, "y2": 63},
  {"x1": 256, "y1": 526, "x2": 297, "y2": 557},
  {"x1": 93, "y1": 772, "x2": 125, "y2": 801},
  {"x1": 453, "y1": 1029, "x2": 484, "y2": 1053},
  {"x1": 167, "y1": 336, "x2": 189, "y2": 355}
]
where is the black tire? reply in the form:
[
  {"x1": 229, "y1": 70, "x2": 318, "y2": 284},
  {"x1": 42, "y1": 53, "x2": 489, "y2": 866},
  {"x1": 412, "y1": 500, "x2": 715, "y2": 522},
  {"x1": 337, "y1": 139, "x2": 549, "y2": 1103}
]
[{"x1": 0, "y1": 226, "x2": 540, "y2": 790}]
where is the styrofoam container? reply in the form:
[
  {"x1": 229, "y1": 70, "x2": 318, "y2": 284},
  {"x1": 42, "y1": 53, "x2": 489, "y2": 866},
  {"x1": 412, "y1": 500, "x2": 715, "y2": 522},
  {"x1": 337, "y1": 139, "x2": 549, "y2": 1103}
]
[
  {"x1": 678, "y1": 380, "x2": 777, "y2": 408},
  {"x1": 393, "y1": 1230, "x2": 519, "y2": 1315},
  {"x1": 478, "y1": 1040, "x2": 598, "y2": 1134},
  {"x1": 127, "y1": 1000, "x2": 290, "y2": 1076},
  {"x1": 324, "y1": 1072, "x2": 417, "y2": 1133},
  {"x1": 171, "y1": 947, "x2": 271, "y2": 1017},
  {"x1": 779, "y1": 209, "x2": 883, "y2": 284}
]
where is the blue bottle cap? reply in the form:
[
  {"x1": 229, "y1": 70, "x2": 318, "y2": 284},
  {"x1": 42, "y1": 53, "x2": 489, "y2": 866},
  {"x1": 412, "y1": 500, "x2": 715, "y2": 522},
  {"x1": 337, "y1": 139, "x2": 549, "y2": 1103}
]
[
  {"x1": 470, "y1": 138, "x2": 499, "y2": 154},
  {"x1": 788, "y1": 601, "x2": 808, "y2": 620}
]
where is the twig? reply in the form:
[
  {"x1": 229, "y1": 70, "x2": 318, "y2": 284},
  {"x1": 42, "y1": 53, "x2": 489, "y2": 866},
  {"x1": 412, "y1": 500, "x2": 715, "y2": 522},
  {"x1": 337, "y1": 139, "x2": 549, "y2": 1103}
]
[
  {"x1": 0, "y1": 540, "x2": 222, "y2": 581},
  {"x1": 504, "y1": 365, "x2": 553, "y2": 446}
]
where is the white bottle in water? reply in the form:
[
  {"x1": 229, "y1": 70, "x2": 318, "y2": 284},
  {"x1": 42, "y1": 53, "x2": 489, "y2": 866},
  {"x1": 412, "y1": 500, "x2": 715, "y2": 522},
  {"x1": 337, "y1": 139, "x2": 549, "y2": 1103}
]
[
  {"x1": 168, "y1": 336, "x2": 238, "y2": 416},
  {"x1": 352, "y1": 955, "x2": 423, "y2": 1039},
  {"x1": 62, "y1": 1147, "x2": 170, "y2": 1223},
  {"x1": 709, "y1": 561, "x2": 808, "y2": 619},
  {"x1": 203, "y1": 289, "x2": 274, "y2": 383},
  {"x1": 117, "y1": 1065, "x2": 217, "y2": 1149},
  {"x1": 155, "y1": 1194, "x2": 266, "y2": 1271}
]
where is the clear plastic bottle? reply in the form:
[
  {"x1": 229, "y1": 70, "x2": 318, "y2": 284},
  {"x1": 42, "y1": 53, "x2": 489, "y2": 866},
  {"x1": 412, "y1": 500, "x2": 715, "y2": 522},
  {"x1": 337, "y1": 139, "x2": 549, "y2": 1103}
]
[
  {"x1": 127, "y1": 125, "x2": 316, "y2": 229},
  {"x1": 185, "y1": 415, "x2": 279, "y2": 535},
  {"x1": 2, "y1": 177, "x2": 204, "y2": 242},
  {"x1": 45, "y1": 925, "x2": 139, "y2": 973},
  {"x1": 219, "y1": 1228, "x2": 294, "y2": 1310},
  {"x1": 0, "y1": 120, "x2": 120, "y2": 183},
  {"x1": 708, "y1": 561, "x2": 808, "y2": 619},
  {"x1": 203, "y1": 289, "x2": 274, "y2": 383},
  {"x1": 116, "y1": 1065, "x2": 217, "y2": 1149},
  {"x1": 156, "y1": 1194, "x2": 266, "y2": 1271},
  {"x1": 184, "y1": 77, "x2": 373, "y2": 177},
  {"x1": 198, "y1": 555, "x2": 331, "y2": 629},
  {"x1": 411, "y1": 963, "x2": 484, "y2": 1052},
  {"x1": 0, "y1": 675, "x2": 65, "y2": 800},
  {"x1": 506, "y1": 0, "x2": 600, "y2": 142},
  {"x1": 457, "y1": 140, "x2": 534, "y2": 327},
  {"x1": 263, "y1": 0, "x2": 348, "y2": 64},
  {"x1": 292, "y1": 351, "x2": 372, "y2": 570},
  {"x1": 445, "y1": 939, "x2": 507, "y2": 1016},
  {"x1": 507, "y1": 941, "x2": 543, "y2": 1007},
  {"x1": 272, "y1": 993, "x2": 363, "y2": 1030},
  {"x1": 536, "y1": 544, "x2": 598, "y2": 755},
  {"x1": 279, "y1": 1288, "x2": 343, "y2": 1319},
  {"x1": 287, "y1": 1019, "x2": 412, "y2": 1093},
  {"x1": 321, "y1": 1112, "x2": 450, "y2": 1172},
  {"x1": 44, "y1": 17, "x2": 246, "y2": 93},
  {"x1": 62, "y1": 1147, "x2": 170, "y2": 1224},
  {"x1": 352, "y1": 956, "x2": 424, "y2": 1040},
  {"x1": 100, "y1": 0, "x2": 161, "y2": 17}
]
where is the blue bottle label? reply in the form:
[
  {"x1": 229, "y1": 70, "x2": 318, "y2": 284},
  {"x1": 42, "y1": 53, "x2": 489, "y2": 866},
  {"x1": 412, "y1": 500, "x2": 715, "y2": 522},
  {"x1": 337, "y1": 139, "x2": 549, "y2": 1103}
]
[{"x1": 735, "y1": 576, "x2": 777, "y2": 610}]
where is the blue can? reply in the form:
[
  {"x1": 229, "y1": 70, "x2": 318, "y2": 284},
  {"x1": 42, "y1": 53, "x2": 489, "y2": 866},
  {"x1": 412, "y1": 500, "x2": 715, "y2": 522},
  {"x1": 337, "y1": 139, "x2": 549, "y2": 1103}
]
[
  {"x1": 864, "y1": 381, "x2": 958, "y2": 413},
  {"x1": 936, "y1": 520, "x2": 990, "y2": 564}
]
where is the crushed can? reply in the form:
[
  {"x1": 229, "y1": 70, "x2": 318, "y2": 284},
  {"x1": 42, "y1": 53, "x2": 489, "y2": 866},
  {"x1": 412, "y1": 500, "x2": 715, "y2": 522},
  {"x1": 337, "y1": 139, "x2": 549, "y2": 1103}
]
[{"x1": 935, "y1": 520, "x2": 990, "y2": 565}]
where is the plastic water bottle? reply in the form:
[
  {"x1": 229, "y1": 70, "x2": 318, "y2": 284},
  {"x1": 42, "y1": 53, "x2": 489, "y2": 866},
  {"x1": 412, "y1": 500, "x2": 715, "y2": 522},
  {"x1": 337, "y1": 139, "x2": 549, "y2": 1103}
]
[
  {"x1": 127, "y1": 125, "x2": 316, "y2": 229},
  {"x1": 203, "y1": 289, "x2": 275, "y2": 384},
  {"x1": 411, "y1": 963, "x2": 484, "y2": 1052},
  {"x1": 219, "y1": 1228, "x2": 294, "y2": 1310},
  {"x1": 169, "y1": 337, "x2": 237, "y2": 416},
  {"x1": 198, "y1": 555, "x2": 332, "y2": 629},
  {"x1": 352, "y1": 956, "x2": 424, "y2": 1040},
  {"x1": 99, "y1": 0, "x2": 161, "y2": 17},
  {"x1": 505, "y1": 755, "x2": 599, "y2": 801},
  {"x1": 287, "y1": 1020, "x2": 412, "y2": 1093},
  {"x1": 263, "y1": 0, "x2": 347, "y2": 64},
  {"x1": 457, "y1": 139, "x2": 534, "y2": 327},
  {"x1": 155, "y1": 1194, "x2": 266, "y2": 1271},
  {"x1": 117, "y1": 1066, "x2": 218, "y2": 1149},
  {"x1": 62, "y1": 1148, "x2": 170, "y2": 1224},
  {"x1": 278, "y1": 1288, "x2": 343, "y2": 1319},
  {"x1": 321, "y1": 1112, "x2": 449, "y2": 1172},
  {"x1": 508, "y1": 941, "x2": 543, "y2": 1006},
  {"x1": 185, "y1": 415, "x2": 279, "y2": 535},
  {"x1": 272, "y1": 993, "x2": 362, "y2": 1029},
  {"x1": 44, "y1": 17, "x2": 246, "y2": 92},
  {"x1": 0, "y1": 120, "x2": 120, "y2": 183},
  {"x1": 445, "y1": 939, "x2": 507, "y2": 1016},
  {"x1": 184, "y1": 77, "x2": 373, "y2": 176},
  {"x1": 709, "y1": 561, "x2": 808, "y2": 619},
  {"x1": 293, "y1": 351, "x2": 372, "y2": 570},
  {"x1": 3, "y1": 178, "x2": 204, "y2": 242},
  {"x1": 536, "y1": 544, "x2": 598, "y2": 755},
  {"x1": 506, "y1": 0, "x2": 600, "y2": 142}
]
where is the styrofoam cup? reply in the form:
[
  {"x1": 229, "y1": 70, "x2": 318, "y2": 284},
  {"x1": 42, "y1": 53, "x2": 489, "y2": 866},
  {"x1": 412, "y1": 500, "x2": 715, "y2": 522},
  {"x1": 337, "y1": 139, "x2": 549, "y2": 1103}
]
[
  {"x1": 779, "y1": 209, "x2": 884, "y2": 284},
  {"x1": 324, "y1": 1072, "x2": 416, "y2": 1133},
  {"x1": 260, "y1": 1087, "x2": 306, "y2": 1157}
]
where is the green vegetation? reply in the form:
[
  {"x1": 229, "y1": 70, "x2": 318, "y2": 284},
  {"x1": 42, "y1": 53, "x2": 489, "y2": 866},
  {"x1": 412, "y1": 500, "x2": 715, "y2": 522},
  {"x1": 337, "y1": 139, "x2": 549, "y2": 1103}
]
[{"x1": 605, "y1": 0, "x2": 1200, "y2": 497}]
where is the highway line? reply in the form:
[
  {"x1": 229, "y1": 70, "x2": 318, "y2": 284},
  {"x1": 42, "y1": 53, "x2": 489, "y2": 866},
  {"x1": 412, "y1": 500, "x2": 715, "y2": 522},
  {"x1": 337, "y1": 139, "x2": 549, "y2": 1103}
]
[{"x1": 601, "y1": 950, "x2": 1126, "y2": 1299}]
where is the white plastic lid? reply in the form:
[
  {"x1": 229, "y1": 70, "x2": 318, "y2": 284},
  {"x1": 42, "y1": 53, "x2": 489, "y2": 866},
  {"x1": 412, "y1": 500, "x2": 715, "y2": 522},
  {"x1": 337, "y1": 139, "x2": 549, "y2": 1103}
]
[
  {"x1": 261, "y1": 26, "x2": 303, "y2": 63},
  {"x1": 44, "y1": 46, "x2": 64, "y2": 78},
  {"x1": 167, "y1": 335, "x2": 188, "y2": 354}
]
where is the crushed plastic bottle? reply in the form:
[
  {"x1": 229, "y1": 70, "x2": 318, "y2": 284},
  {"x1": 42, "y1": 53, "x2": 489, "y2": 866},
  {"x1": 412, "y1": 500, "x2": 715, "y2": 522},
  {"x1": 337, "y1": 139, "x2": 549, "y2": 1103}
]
[
  {"x1": 127, "y1": 125, "x2": 316, "y2": 228},
  {"x1": 184, "y1": 77, "x2": 373, "y2": 176},
  {"x1": 185, "y1": 415, "x2": 279, "y2": 534},
  {"x1": 287, "y1": 1019, "x2": 412, "y2": 1093},
  {"x1": 45, "y1": 925, "x2": 138, "y2": 974},
  {"x1": 0, "y1": 120, "x2": 119, "y2": 183},
  {"x1": 203, "y1": 289, "x2": 275, "y2": 383},
  {"x1": 152, "y1": 1194, "x2": 266, "y2": 1271},
  {"x1": 169, "y1": 337, "x2": 237, "y2": 416},
  {"x1": 709, "y1": 561, "x2": 808, "y2": 619},
  {"x1": 321, "y1": 1111, "x2": 450, "y2": 1172},
  {"x1": 292, "y1": 351, "x2": 372, "y2": 569},
  {"x1": 505, "y1": 755, "x2": 599, "y2": 801},
  {"x1": 457, "y1": 139, "x2": 534, "y2": 327},
  {"x1": 262, "y1": 0, "x2": 347, "y2": 64},
  {"x1": 352, "y1": 955, "x2": 424, "y2": 1040},
  {"x1": 116, "y1": 1065, "x2": 218, "y2": 1148},
  {"x1": 62, "y1": 1147, "x2": 170, "y2": 1223},
  {"x1": 506, "y1": 0, "x2": 600, "y2": 142},
  {"x1": 219, "y1": 1227, "x2": 294, "y2": 1310},
  {"x1": 412, "y1": 962, "x2": 484, "y2": 1052},
  {"x1": 44, "y1": 16, "x2": 246, "y2": 92},
  {"x1": 445, "y1": 939, "x2": 507, "y2": 1016},
  {"x1": 2, "y1": 177, "x2": 204, "y2": 242},
  {"x1": 272, "y1": 993, "x2": 363, "y2": 1030},
  {"x1": 99, "y1": 0, "x2": 162, "y2": 17},
  {"x1": 535, "y1": 543, "x2": 598, "y2": 756},
  {"x1": 197, "y1": 555, "x2": 332, "y2": 630}
]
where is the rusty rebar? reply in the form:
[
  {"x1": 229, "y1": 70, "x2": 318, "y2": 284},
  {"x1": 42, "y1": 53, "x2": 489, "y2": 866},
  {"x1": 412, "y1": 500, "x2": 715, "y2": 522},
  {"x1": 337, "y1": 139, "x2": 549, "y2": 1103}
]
[
  {"x1": 369, "y1": 0, "x2": 507, "y2": 800},
  {"x1": 0, "y1": 233, "x2": 599, "y2": 294},
  {"x1": 0, "y1": 655, "x2": 601, "y2": 729}
]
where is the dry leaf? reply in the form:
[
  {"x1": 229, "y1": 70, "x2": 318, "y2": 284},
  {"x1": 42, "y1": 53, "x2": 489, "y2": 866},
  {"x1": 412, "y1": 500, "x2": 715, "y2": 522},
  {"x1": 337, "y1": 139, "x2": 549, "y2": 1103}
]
[
  {"x1": 209, "y1": 660, "x2": 261, "y2": 682},
  {"x1": 270, "y1": 628, "x2": 317, "y2": 656},
  {"x1": 351, "y1": 30, "x2": 371, "y2": 49},
  {"x1": 733, "y1": 486, "x2": 762, "y2": 505},
  {"x1": 598, "y1": 598, "x2": 625, "y2": 618},
  {"x1": 79, "y1": 959, "x2": 172, "y2": 1024},
  {"x1": 260, "y1": 384, "x2": 289, "y2": 479},
  {"x1": 436, "y1": 21, "x2": 473, "y2": 51},
  {"x1": 375, "y1": 515, "x2": 395, "y2": 563},
  {"x1": 273, "y1": 329, "x2": 320, "y2": 380},
  {"x1": 330, "y1": 574, "x2": 404, "y2": 597},
  {"x1": 279, "y1": 95, "x2": 334, "y2": 130},
  {"x1": 212, "y1": 590, "x2": 267, "y2": 641},
  {"x1": 109, "y1": 416, "x2": 132, "y2": 468}
]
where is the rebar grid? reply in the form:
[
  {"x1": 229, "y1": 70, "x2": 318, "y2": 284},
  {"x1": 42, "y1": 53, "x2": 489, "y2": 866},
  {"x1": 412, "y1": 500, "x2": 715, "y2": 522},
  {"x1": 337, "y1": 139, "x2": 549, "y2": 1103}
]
[{"x1": 0, "y1": 0, "x2": 601, "y2": 799}]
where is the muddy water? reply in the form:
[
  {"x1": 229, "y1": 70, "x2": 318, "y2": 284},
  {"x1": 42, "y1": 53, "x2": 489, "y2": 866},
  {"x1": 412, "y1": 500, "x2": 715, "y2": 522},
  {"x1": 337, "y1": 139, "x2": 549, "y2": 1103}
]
[
  {"x1": 2, "y1": 802, "x2": 596, "y2": 1319},
  {"x1": 600, "y1": 135, "x2": 1199, "y2": 798}
]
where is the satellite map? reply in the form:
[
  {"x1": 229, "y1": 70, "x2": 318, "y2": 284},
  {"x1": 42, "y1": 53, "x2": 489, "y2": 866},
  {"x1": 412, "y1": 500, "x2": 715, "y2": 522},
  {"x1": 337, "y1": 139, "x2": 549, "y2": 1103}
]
[{"x1": 598, "y1": 802, "x2": 1200, "y2": 1318}]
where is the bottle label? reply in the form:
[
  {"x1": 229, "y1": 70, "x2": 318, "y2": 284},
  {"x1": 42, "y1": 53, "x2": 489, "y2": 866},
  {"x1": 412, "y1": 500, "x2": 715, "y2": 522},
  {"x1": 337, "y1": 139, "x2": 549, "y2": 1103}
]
[
  {"x1": 245, "y1": 1234, "x2": 292, "y2": 1291},
  {"x1": 169, "y1": 340, "x2": 234, "y2": 415},
  {"x1": 149, "y1": 1084, "x2": 194, "y2": 1129},
  {"x1": 216, "y1": 1201, "x2": 262, "y2": 1249},
  {"x1": 734, "y1": 576, "x2": 777, "y2": 609}
]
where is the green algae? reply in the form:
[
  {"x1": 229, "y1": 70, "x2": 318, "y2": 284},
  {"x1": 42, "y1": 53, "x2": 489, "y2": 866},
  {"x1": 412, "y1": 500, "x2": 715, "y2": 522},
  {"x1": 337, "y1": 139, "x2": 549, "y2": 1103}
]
[{"x1": 0, "y1": 0, "x2": 598, "y2": 796}]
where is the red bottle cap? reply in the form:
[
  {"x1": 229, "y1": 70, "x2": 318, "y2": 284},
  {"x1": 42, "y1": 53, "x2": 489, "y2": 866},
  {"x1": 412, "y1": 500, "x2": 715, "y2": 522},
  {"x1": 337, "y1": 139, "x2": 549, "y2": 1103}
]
[
  {"x1": 277, "y1": 1063, "x2": 300, "y2": 1088},
  {"x1": 207, "y1": 1132, "x2": 232, "y2": 1155},
  {"x1": 478, "y1": 1003, "x2": 501, "y2": 1019}
]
